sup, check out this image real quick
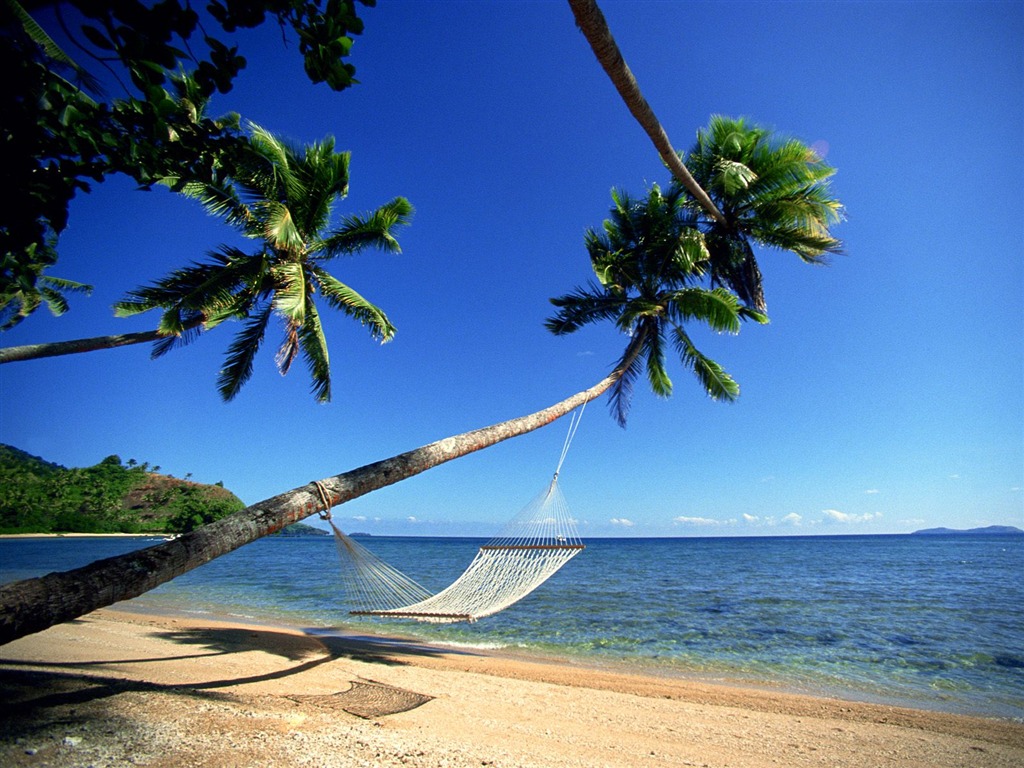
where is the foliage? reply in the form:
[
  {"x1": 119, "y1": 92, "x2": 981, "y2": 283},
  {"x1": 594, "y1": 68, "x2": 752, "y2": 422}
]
[
  {"x1": 114, "y1": 126, "x2": 413, "y2": 402},
  {"x1": 0, "y1": 0, "x2": 376, "y2": 325},
  {"x1": 0, "y1": 444, "x2": 244, "y2": 533},
  {"x1": 547, "y1": 184, "x2": 767, "y2": 426},
  {"x1": 164, "y1": 485, "x2": 245, "y2": 533},
  {"x1": 676, "y1": 115, "x2": 844, "y2": 311}
]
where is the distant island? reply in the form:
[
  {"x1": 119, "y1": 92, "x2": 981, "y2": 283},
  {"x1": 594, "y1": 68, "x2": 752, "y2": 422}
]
[
  {"x1": 0, "y1": 443, "x2": 322, "y2": 537},
  {"x1": 911, "y1": 525, "x2": 1023, "y2": 536}
]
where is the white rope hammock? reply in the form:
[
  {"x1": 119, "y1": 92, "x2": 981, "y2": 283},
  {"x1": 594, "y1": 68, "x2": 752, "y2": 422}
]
[{"x1": 324, "y1": 408, "x2": 587, "y2": 623}]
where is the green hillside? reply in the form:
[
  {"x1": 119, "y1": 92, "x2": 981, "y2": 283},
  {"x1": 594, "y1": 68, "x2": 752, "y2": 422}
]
[{"x1": 0, "y1": 444, "x2": 245, "y2": 534}]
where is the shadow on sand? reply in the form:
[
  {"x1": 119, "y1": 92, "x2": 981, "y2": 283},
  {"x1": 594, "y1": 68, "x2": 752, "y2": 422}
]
[{"x1": 0, "y1": 621, "x2": 465, "y2": 738}]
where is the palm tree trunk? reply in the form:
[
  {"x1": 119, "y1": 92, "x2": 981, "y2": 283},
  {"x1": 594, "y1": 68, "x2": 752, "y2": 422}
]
[
  {"x1": 0, "y1": 324, "x2": 194, "y2": 364},
  {"x1": 566, "y1": 0, "x2": 728, "y2": 227},
  {"x1": 0, "y1": 367, "x2": 627, "y2": 645}
]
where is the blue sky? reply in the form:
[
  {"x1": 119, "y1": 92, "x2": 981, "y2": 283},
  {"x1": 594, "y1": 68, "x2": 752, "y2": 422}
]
[{"x1": 2, "y1": 1, "x2": 1021, "y2": 537}]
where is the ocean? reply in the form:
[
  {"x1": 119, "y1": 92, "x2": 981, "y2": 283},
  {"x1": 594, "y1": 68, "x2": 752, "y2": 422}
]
[{"x1": 2, "y1": 532, "x2": 1022, "y2": 720}]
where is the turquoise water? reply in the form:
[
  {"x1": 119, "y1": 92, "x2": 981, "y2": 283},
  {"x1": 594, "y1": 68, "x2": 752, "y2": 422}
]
[{"x1": 2, "y1": 533, "x2": 1022, "y2": 719}]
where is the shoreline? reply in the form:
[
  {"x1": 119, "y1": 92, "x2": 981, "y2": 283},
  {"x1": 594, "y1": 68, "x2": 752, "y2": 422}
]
[{"x1": 2, "y1": 609, "x2": 1022, "y2": 767}]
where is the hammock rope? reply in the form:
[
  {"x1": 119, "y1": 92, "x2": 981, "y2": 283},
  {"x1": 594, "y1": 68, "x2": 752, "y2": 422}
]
[{"x1": 328, "y1": 407, "x2": 587, "y2": 623}]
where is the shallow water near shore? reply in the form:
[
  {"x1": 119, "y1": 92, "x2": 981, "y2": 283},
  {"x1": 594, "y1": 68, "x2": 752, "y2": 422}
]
[{"x1": 3, "y1": 532, "x2": 1022, "y2": 719}]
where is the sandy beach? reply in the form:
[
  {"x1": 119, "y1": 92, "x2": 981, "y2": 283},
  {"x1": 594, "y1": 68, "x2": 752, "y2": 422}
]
[{"x1": 0, "y1": 610, "x2": 1021, "y2": 767}]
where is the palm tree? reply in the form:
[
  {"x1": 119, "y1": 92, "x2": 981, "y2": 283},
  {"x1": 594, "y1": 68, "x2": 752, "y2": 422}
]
[
  {"x1": 547, "y1": 184, "x2": 767, "y2": 426},
  {"x1": 678, "y1": 116, "x2": 844, "y2": 312},
  {"x1": 113, "y1": 125, "x2": 413, "y2": 402},
  {"x1": 0, "y1": 127, "x2": 413, "y2": 404},
  {"x1": 0, "y1": 182, "x2": 766, "y2": 645}
]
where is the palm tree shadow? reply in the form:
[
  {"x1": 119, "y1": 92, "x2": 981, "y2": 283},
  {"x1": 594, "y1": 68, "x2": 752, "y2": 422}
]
[{"x1": 0, "y1": 625, "x2": 469, "y2": 722}]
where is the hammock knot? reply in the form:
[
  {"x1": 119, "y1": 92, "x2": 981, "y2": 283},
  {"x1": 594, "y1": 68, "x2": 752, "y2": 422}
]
[{"x1": 312, "y1": 480, "x2": 333, "y2": 521}]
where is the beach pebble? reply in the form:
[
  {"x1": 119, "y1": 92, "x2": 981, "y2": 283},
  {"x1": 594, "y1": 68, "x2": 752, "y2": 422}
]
[{"x1": 63, "y1": 736, "x2": 82, "y2": 747}]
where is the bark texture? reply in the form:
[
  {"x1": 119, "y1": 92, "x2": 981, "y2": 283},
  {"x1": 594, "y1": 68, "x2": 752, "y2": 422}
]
[
  {"x1": 0, "y1": 372, "x2": 619, "y2": 645},
  {"x1": 567, "y1": 0, "x2": 727, "y2": 226}
]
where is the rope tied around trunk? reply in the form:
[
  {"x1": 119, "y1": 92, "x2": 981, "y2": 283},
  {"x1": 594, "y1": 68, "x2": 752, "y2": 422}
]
[{"x1": 313, "y1": 480, "x2": 333, "y2": 521}]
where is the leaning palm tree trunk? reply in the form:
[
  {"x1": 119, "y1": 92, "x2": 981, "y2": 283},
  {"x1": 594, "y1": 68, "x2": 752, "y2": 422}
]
[
  {"x1": 0, "y1": 359, "x2": 636, "y2": 645},
  {"x1": 567, "y1": 0, "x2": 727, "y2": 227},
  {"x1": 0, "y1": 330, "x2": 161, "y2": 363},
  {"x1": 0, "y1": 319, "x2": 203, "y2": 364}
]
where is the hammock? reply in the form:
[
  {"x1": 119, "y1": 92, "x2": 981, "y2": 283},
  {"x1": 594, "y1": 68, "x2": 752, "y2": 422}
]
[{"x1": 325, "y1": 411, "x2": 586, "y2": 624}]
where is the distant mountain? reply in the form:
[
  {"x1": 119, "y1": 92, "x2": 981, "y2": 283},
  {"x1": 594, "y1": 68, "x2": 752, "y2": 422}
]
[{"x1": 911, "y1": 525, "x2": 1024, "y2": 536}]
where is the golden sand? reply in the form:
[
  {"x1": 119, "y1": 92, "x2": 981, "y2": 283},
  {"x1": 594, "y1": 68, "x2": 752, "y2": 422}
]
[{"x1": 1, "y1": 609, "x2": 1021, "y2": 767}]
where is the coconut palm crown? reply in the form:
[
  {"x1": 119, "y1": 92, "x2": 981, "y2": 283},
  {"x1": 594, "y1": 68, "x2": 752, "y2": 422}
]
[
  {"x1": 115, "y1": 125, "x2": 413, "y2": 402},
  {"x1": 547, "y1": 184, "x2": 767, "y2": 426},
  {"x1": 679, "y1": 116, "x2": 844, "y2": 312}
]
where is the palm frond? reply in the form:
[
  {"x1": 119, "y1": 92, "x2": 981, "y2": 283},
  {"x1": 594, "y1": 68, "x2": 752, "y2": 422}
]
[
  {"x1": 248, "y1": 124, "x2": 293, "y2": 176},
  {"x1": 275, "y1": 319, "x2": 301, "y2": 376},
  {"x1": 9, "y1": 0, "x2": 103, "y2": 96},
  {"x1": 298, "y1": 301, "x2": 332, "y2": 402},
  {"x1": 607, "y1": 333, "x2": 647, "y2": 428},
  {"x1": 664, "y1": 286, "x2": 748, "y2": 334},
  {"x1": 313, "y1": 267, "x2": 395, "y2": 342},
  {"x1": 0, "y1": 293, "x2": 36, "y2": 331},
  {"x1": 320, "y1": 197, "x2": 414, "y2": 258},
  {"x1": 218, "y1": 303, "x2": 274, "y2": 401},
  {"x1": 177, "y1": 178, "x2": 252, "y2": 231},
  {"x1": 714, "y1": 159, "x2": 758, "y2": 196},
  {"x1": 114, "y1": 249, "x2": 256, "y2": 319},
  {"x1": 270, "y1": 262, "x2": 308, "y2": 323},
  {"x1": 293, "y1": 139, "x2": 349, "y2": 233},
  {"x1": 545, "y1": 283, "x2": 627, "y2": 335},
  {"x1": 642, "y1": 320, "x2": 672, "y2": 398},
  {"x1": 150, "y1": 316, "x2": 204, "y2": 359},
  {"x1": 37, "y1": 277, "x2": 91, "y2": 317},
  {"x1": 262, "y1": 202, "x2": 304, "y2": 251},
  {"x1": 671, "y1": 326, "x2": 740, "y2": 401}
]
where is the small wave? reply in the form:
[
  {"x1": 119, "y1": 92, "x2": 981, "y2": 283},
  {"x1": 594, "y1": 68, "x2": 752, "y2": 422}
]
[{"x1": 437, "y1": 639, "x2": 511, "y2": 651}]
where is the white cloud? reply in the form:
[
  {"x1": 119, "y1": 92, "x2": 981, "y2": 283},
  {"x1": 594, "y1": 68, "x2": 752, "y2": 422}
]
[
  {"x1": 823, "y1": 509, "x2": 881, "y2": 524},
  {"x1": 863, "y1": 489, "x2": 880, "y2": 495},
  {"x1": 610, "y1": 517, "x2": 634, "y2": 527},
  {"x1": 673, "y1": 516, "x2": 720, "y2": 527},
  {"x1": 742, "y1": 513, "x2": 759, "y2": 523},
  {"x1": 406, "y1": 516, "x2": 418, "y2": 523},
  {"x1": 352, "y1": 515, "x2": 367, "y2": 522},
  {"x1": 781, "y1": 512, "x2": 802, "y2": 526}
]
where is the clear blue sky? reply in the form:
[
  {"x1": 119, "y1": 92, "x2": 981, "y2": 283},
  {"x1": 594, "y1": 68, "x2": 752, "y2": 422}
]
[{"x1": 2, "y1": 1, "x2": 1021, "y2": 537}]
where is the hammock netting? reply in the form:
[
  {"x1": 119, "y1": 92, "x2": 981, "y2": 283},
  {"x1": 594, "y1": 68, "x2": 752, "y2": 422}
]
[{"x1": 330, "y1": 474, "x2": 584, "y2": 623}]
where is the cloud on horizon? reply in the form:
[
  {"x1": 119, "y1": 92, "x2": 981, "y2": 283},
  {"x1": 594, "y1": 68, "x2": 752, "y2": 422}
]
[
  {"x1": 673, "y1": 516, "x2": 720, "y2": 527},
  {"x1": 823, "y1": 509, "x2": 881, "y2": 524}
]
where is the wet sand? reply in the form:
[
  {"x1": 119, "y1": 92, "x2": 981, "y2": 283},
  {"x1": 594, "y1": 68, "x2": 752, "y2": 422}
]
[{"x1": 1, "y1": 609, "x2": 1021, "y2": 767}]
